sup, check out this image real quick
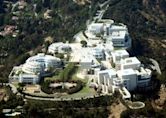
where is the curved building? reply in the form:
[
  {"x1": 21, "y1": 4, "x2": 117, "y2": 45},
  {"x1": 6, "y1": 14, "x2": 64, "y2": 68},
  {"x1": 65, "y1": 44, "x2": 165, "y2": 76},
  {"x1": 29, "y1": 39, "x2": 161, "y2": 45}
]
[
  {"x1": 58, "y1": 44, "x2": 71, "y2": 53},
  {"x1": 48, "y1": 42, "x2": 72, "y2": 54},
  {"x1": 23, "y1": 53, "x2": 61, "y2": 75},
  {"x1": 48, "y1": 42, "x2": 63, "y2": 54},
  {"x1": 22, "y1": 61, "x2": 43, "y2": 74}
]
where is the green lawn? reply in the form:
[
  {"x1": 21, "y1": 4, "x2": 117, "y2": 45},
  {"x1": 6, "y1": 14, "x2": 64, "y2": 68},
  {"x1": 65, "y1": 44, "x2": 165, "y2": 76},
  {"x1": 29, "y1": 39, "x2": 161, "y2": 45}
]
[
  {"x1": 72, "y1": 67, "x2": 89, "y2": 83},
  {"x1": 24, "y1": 84, "x2": 96, "y2": 99},
  {"x1": 61, "y1": 87, "x2": 96, "y2": 99},
  {"x1": 60, "y1": 83, "x2": 96, "y2": 99},
  {"x1": 39, "y1": 66, "x2": 96, "y2": 99},
  {"x1": 60, "y1": 66, "x2": 96, "y2": 98},
  {"x1": 72, "y1": 75, "x2": 89, "y2": 83},
  {"x1": 79, "y1": 85, "x2": 92, "y2": 93},
  {"x1": 45, "y1": 75, "x2": 59, "y2": 81}
]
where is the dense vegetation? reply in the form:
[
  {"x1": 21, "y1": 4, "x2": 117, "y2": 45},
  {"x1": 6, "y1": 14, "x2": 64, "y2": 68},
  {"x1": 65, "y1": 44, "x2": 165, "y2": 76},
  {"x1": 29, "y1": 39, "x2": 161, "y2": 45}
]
[
  {"x1": 41, "y1": 63, "x2": 83, "y2": 94},
  {"x1": 67, "y1": 80, "x2": 83, "y2": 94},
  {"x1": 41, "y1": 79, "x2": 83, "y2": 94},
  {"x1": 0, "y1": 0, "x2": 90, "y2": 82},
  {"x1": 121, "y1": 100, "x2": 166, "y2": 118},
  {"x1": 0, "y1": 0, "x2": 166, "y2": 117},
  {"x1": 21, "y1": 107, "x2": 109, "y2": 118},
  {"x1": 0, "y1": 86, "x2": 24, "y2": 110},
  {"x1": 59, "y1": 63, "x2": 76, "y2": 82},
  {"x1": 103, "y1": 0, "x2": 166, "y2": 84},
  {"x1": 22, "y1": 95, "x2": 115, "y2": 118}
]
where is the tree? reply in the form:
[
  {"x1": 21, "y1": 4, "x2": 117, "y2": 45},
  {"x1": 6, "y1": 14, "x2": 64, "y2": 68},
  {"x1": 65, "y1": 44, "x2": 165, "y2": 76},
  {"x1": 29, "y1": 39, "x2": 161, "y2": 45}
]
[
  {"x1": 0, "y1": 106, "x2": 5, "y2": 118},
  {"x1": 80, "y1": 40, "x2": 87, "y2": 47},
  {"x1": 58, "y1": 63, "x2": 75, "y2": 82},
  {"x1": 158, "y1": 71, "x2": 166, "y2": 86},
  {"x1": 0, "y1": 14, "x2": 4, "y2": 26},
  {"x1": 41, "y1": 80, "x2": 52, "y2": 94}
]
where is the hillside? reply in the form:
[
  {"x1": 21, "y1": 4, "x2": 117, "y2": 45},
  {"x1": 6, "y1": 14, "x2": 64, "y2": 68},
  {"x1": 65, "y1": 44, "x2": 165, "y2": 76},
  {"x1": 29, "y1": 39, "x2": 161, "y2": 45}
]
[
  {"x1": 0, "y1": 0, "x2": 166, "y2": 117},
  {"x1": 103, "y1": 0, "x2": 166, "y2": 73},
  {"x1": 0, "y1": 0, "x2": 165, "y2": 82},
  {"x1": 0, "y1": 0, "x2": 90, "y2": 81},
  {"x1": 142, "y1": 0, "x2": 166, "y2": 25}
]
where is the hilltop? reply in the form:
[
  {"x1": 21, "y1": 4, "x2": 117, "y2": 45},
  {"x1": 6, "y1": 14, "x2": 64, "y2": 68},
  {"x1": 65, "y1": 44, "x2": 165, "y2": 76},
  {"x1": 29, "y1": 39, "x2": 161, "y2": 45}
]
[
  {"x1": 103, "y1": 0, "x2": 166, "y2": 72},
  {"x1": 0, "y1": 0, "x2": 90, "y2": 81}
]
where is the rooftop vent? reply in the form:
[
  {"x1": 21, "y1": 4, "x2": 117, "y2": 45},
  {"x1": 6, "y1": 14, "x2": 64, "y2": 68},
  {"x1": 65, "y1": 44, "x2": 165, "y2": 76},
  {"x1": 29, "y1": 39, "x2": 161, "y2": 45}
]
[{"x1": 126, "y1": 60, "x2": 132, "y2": 63}]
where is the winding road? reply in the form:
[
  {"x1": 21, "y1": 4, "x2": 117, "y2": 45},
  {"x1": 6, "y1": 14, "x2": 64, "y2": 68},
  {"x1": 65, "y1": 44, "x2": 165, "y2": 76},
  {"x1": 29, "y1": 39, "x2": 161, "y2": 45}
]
[{"x1": 150, "y1": 58, "x2": 162, "y2": 75}]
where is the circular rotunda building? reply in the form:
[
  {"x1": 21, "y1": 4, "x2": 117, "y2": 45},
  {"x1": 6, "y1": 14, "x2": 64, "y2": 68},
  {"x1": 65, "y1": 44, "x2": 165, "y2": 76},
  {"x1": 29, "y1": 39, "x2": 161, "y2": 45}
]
[{"x1": 22, "y1": 53, "x2": 61, "y2": 75}]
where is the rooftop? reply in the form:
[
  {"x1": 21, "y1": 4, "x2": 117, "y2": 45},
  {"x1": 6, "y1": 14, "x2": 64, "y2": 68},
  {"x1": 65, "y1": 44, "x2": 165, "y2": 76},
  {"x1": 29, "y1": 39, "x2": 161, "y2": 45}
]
[
  {"x1": 49, "y1": 42, "x2": 63, "y2": 48},
  {"x1": 98, "y1": 69, "x2": 117, "y2": 77},
  {"x1": 91, "y1": 48, "x2": 103, "y2": 54},
  {"x1": 26, "y1": 53, "x2": 61, "y2": 63},
  {"x1": 88, "y1": 23, "x2": 104, "y2": 27},
  {"x1": 122, "y1": 57, "x2": 141, "y2": 65},
  {"x1": 111, "y1": 31, "x2": 127, "y2": 39},
  {"x1": 99, "y1": 19, "x2": 114, "y2": 24},
  {"x1": 117, "y1": 68, "x2": 136, "y2": 76},
  {"x1": 111, "y1": 50, "x2": 129, "y2": 57},
  {"x1": 19, "y1": 73, "x2": 39, "y2": 77},
  {"x1": 110, "y1": 25, "x2": 127, "y2": 31},
  {"x1": 70, "y1": 48, "x2": 99, "y2": 65}
]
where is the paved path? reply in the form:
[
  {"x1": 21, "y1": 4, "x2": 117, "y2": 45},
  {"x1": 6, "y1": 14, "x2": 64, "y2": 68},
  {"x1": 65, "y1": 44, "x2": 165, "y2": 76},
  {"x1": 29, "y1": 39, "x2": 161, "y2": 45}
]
[
  {"x1": 0, "y1": 83, "x2": 18, "y2": 94},
  {"x1": 99, "y1": 0, "x2": 111, "y2": 8},
  {"x1": 44, "y1": 106, "x2": 106, "y2": 112},
  {"x1": 1, "y1": 83, "x2": 108, "y2": 101},
  {"x1": 24, "y1": 94, "x2": 106, "y2": 101},
  {"x1": 149, "y1": 58, "x2": 162, "y2": 74},
  {"x1": 73, "y1": 0, "x2": 110, "y2": 41},
  {"x1": 96, "y1": 2, "x2": 110, "y2": 21},
  {"x1": 8, "y1": 83, "x2": 18, "y2": 94}
]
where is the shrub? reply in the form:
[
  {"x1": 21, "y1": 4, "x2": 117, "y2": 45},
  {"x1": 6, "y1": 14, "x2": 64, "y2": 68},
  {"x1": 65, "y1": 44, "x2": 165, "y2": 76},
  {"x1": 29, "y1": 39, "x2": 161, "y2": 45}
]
[
  {"x1": 67, "y1": 80, "x2": 83, "y2": 94},
  {"x1": 80, "y1": 40, "x2": 87, "y2": 47},
  {"x1": 59, "y1": 63, "x2": 76, "y2": 82},
  {"x1": 41, "y1": 80, "x2": 53, "y2": 94}
]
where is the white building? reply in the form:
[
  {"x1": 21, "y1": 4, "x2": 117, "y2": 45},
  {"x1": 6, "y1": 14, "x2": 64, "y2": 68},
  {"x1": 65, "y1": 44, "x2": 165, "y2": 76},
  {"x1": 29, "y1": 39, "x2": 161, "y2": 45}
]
[
  {"x1": 80, "y1": 55, "x2": 100, "y2": 70},
  {"x1": 86, "y1": 21, "x2": 131, "y2": 49},
  {"x1": 87, "y1": 23, "x2": 104, "y2": 35},
  {"x1": 109, "y1": 25, "x2": 128, "y2": 34},
  {"x1": 87, "y1": 19, "x2": 114, "y2": 37},
  {"x1": 109, "y1": 31, "x2": 130, "y2": 47},
  {"x1": 121, "y1": 57, "x2": 141, "y2": 70},
  {"x1": 117, "y1": 69, "x2": 137, "y2": 91},
  {"x1": 97, "y1": 69, "x2": 116, "y2": 85},
  {"x1": 91, "y1": 48, "x2": 104, "y2": 60},
  {"x1": 97, "y1": 69, "x2": 117, "y2": 93},
  {"x1": 24, "y1": 53, "x2": 61, "y2": 75},
  {"x1": 70, "y1": 48, "x2": 100, "y2": 70},
  {"x1": 136, "y1": 67, "x2": 152, "y2": 87},
  {"x1": 119, "y1": 87, "x2": 131, "y2": 99},
  {"x1": 58, "y1": 44, "x2": 71, "y2": 53},
  {"x1": 105, "y1": 25, "x2": 131, "y2": 48},
  {"x1": 9, "y1": 53, "x2": 61, "y2": 84},
  {"x1": 94, "y1": 53, "x2": 152, "y2": 96},
  {"x1": 9, "y1": 66, "x2": 40, "y2": 84},
  {"x1": 86, "y1": 22, "x2": 112, "y2": 40},
  {"x1": 19, "y1": 73, "x2": 40, "y2": 84},
  {"x1": 48, "y1": 42, "x2": 63, "y2": 54},
  {"x1": 22, "y1": 61, "x2": 43, "y2": 75},
  {"x1": 48, "y1": 42, "x2": 72, "y2": 54},
  {"x1": 111, "y1": 50, "x2": 129, "y2": 64}
]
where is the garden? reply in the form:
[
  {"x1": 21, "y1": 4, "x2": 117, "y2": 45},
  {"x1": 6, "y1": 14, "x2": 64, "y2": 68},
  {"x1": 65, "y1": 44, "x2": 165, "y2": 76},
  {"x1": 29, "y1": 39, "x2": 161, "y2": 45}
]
[{"x1": 39, "y1": 63, "x2": 97, "y2": 98}]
